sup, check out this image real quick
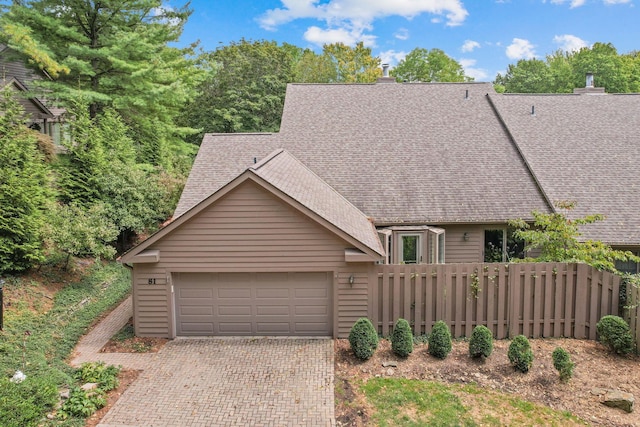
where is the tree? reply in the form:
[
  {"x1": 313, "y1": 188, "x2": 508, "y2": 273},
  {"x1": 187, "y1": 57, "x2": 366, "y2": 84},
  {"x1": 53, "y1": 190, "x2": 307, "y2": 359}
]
[
  {"x1": 321, "y1": 42, "x2": 381, "y2": 83},
  {"x1": 391, "y1": 48, "x2": 470, "y2": 83},
  {"x1": 1, "y1": 0, "x2": 203, "y2": 168},
  {"x1": 0, "y1": 87, "x2": 52, "y2": 273},
  {"x1": 509, "y1": 201, "x2": 640, "y2": 272},
  {"x1": 570, "y1": 43, "x2": 630, "y2": 93},
  {"x1": 179, "y1": 39, "x2": 296, "y2": 139},
  {"x1": 495, "y1": 59, "x2": 552, "y2": 93},
  {"x1": 292, "y1": 48, "x2": 336, "y2": 83}
]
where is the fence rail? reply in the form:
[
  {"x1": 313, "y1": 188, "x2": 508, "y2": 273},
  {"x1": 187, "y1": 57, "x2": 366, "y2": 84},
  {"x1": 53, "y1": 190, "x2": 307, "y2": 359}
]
[{"x1": 371, "y1": 263, "x2": 621, "y2": 340}]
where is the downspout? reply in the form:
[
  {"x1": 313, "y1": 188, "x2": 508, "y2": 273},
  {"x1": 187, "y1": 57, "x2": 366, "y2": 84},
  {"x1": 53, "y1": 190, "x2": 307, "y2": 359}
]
[{"x1": 485, "y1": 93, "x2": 556, "y2": 214}]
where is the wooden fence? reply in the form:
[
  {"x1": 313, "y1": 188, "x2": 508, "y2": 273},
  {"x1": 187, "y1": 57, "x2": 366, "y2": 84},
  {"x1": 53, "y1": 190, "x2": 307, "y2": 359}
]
[{"x1": 371, "y1": 263, "x2": 621, "y2": 340}]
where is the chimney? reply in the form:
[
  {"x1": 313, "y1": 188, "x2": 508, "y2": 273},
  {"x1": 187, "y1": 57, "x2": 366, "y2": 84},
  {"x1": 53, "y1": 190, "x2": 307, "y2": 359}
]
[
  {"x1": 377, "y1": 63, "x2": 395, "y2": 83},
  {"x1": 573, "y1": 72, "x2": 605, "y2": 95}
]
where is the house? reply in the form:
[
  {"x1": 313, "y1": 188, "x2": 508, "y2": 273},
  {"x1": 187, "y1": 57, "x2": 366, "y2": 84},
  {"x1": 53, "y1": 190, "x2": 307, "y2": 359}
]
[
  {"x1": 0, "y1": 44, "x2": 66, "y2": 146},
  {"x1": 120, "y1": 77, "x2": 640, "y2": 338}
]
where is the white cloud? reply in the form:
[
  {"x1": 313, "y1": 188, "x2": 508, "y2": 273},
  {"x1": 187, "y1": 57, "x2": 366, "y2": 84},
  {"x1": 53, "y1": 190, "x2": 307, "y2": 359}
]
[
  {"x1": 603, "y1": 0, "x2": 631, "y2": 3},
  {"x1": 461, "y1": 40, "x2": 480, "y2": 53},
  {"x1": 459, "y1": 58, "x2": 488, "y2": 81},
  {"x1": 379, "y1": 49, "x2": 407, "y2": 66},
  {"x1": 260, "y1": 0, "x2": 469, "y2": 30},
  {"x1": 549, "y1": 0, "x2": 586, "y2": 7},
  {"x1": 394, "y1": 28, "x2": 410, "y2": 40},
  {"x1": 553, "y1": 34, "x2": 588, "y2": 52},
  {"x1": 506, "y1": 38, "x2": 536, "y2": 60},
  {"x1": 304, "y1": 26, "x2": 377, "y2": 47},
  {"x1": 260, "y1": 0, "x2": 468, "y2": 46}
]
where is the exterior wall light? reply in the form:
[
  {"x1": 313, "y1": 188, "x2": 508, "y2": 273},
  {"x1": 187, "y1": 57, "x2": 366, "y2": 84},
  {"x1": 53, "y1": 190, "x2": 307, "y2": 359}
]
[
  {"x1": 463, "y1": 232, "x2": 469, "y2": 241},
  {"x1": 348, "y1": 275, "x2": 355, "y2": 286}
]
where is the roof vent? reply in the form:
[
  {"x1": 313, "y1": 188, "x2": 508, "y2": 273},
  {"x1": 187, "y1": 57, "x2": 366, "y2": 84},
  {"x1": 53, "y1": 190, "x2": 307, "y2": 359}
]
[{"x1": 377, "y1": 63, "x2": 396, "y2": 83}]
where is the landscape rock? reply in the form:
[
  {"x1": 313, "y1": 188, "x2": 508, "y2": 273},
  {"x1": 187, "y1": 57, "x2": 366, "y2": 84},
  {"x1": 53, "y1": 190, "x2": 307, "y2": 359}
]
[
  {"x1": 59, "y1": 389, "x2": 70, "y2": 399},
  {"x1": 602, "y1": 390, "x2": 634, "y2": 413},
  {"x1": 382, "y1": 361, "x2": 398, "y2": 368},
  {"x1": 81, "y1": 382, "x2": 99, "y2": 391}
]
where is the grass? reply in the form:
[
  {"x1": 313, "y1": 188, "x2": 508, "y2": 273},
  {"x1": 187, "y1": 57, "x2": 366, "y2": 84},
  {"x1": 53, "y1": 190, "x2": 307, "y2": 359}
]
[
  {"x1": 361, "y1": 378, "x2": 587, "y2": 427},
  {"x1": 0, "y1": 262, "x2": 131, "y2": 427}
]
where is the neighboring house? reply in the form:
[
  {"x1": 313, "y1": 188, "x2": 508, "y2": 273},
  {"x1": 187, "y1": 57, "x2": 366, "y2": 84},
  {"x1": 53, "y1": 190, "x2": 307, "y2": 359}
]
[
  {"x1": 0, "y1": 44, "x2": 66, "y2": 146},
  {"x1": 121, "y1": 76, "x2": 640, "y2": 338}
]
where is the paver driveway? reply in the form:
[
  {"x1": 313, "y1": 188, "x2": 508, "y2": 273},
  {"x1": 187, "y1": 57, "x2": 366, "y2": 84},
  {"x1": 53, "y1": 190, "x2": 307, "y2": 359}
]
[{"x1": 72, "y1": 298, "x2": 335, "y2": 427}]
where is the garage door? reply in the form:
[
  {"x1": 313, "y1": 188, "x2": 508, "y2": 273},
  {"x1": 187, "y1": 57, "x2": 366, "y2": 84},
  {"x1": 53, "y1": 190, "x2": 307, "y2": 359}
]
[{"x1": 174, "y1": 272, "x2": 332, "y2": 336}]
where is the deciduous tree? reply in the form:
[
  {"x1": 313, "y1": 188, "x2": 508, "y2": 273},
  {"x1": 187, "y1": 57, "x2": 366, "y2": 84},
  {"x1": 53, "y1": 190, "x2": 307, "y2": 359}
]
[{"x1": 391, "y1": 48, "x2": 470, "y2": 83}]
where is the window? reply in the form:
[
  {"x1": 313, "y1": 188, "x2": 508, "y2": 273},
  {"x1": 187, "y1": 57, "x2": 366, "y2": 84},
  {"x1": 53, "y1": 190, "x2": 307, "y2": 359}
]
[
  {"x1": 377, "y1": 229, "x2": 392, "y2": 264},
  {"x1": 484, "y1": 228, "x2": 524, "y2": 262},
  {"x1": 616, "y1": 252, "x2": 640, "y2": 274},
  {"x1": 427, "y1": 228, "x2": 445, "y2": 264},
  {"x1": 399, "y1": 234, "x2": 421, "y2": 264}
]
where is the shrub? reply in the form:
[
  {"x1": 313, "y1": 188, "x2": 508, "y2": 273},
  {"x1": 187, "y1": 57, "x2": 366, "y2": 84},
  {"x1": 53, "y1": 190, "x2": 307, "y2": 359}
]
[
  {"x1": 58, "y1": 387, "x2": 107, "y2": 419},
  {"x1": 349, "y1": 318, "x2": 379, "y2": 360},
  {"x1": 508, "y1": 335, "x2": 533, "y2": 373},
  {"x1": 391, "y1": 318, "x2": 414, "y2": 358},
  {"x1": 596, "y1": 315, "x2": 634, "y2": 355},
  {"x1": 428, "y1": 320, "x2": 452, "y2": 359},
  {"x1": 552, "y1": 347, "x2": 574, "y2": 382},
  {"x1": 76, "y1": 361, "x2": 120, "y2": 391},
  {"x1": 469, "y1": 325, "x2": 494, "y2": 359}
]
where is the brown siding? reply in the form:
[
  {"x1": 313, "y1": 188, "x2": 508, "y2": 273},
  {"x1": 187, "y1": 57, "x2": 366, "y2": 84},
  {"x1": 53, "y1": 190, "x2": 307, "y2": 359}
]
[
  {"x1": 444, "y1": 225, "x2": 484, "y2": 263},
  {"x1": 133, "y1": 180, "x2": 361, "y2": 337}
]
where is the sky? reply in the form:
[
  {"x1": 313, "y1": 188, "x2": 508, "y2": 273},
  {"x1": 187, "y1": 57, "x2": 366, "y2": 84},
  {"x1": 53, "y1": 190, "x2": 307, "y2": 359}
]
[{"x1": 167, "y1": 0, "x2": 638, "y2": 81}]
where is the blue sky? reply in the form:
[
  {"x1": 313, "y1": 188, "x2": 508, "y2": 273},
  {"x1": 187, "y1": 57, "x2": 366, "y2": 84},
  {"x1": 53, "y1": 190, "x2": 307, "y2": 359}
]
[{"x1": 168, "y1": 0, "x2": 638, "y2": 81}]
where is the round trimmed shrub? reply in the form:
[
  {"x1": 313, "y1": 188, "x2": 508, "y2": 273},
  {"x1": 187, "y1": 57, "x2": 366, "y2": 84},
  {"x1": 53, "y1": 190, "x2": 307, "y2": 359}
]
[
  {"x1": 391, "y1": 318, "x2": 414, "y2": 358},
  {"x1": 348, "y1": 317, "x2": 379, "y2": 360},
  {"x1": 596, "y1": 315, "x2": 634, "y2": 355},
  {"x1": 552, "y1": 347, "x2": 574, "y2": 382},
  {"x1": 469, "y1": 325, "x2": 494, "y2": 359},
  {"x1": 508, "y1": 335, "x2": 533, "y2": 373},
  {"x1": 428, "y1": 320, "x2": 452, "y2": 359}
]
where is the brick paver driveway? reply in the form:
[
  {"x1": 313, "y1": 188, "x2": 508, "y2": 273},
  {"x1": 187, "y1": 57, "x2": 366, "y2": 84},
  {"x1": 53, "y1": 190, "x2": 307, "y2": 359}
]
[{"x1": 72, "y1": 298, "x2": 335, "y2": 427}]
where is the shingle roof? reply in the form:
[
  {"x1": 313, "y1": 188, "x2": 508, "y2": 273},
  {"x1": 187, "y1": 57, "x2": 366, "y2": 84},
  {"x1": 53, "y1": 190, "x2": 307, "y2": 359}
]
[
  {"x1": 489, "y1": 92, "x2": 640, "y2": 245},
  {"x1": 250, "y1": 149, "x2": 384, "y2": 256},
  {"x1": 176, "y1": 82, "x2": 552, "y2": 224}
]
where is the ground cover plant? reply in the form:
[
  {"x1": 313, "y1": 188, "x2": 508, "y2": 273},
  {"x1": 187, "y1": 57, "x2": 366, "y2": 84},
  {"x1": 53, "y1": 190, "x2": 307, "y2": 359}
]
[{"x1": 0, "y1": 262, "x2": 130, "y2": 426}]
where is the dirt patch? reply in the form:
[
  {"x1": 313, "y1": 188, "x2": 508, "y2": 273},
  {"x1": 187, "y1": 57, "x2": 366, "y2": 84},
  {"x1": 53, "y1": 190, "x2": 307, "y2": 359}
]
[
  {"x1": 335, "y1": 338, "x2": 640, "y2": 427},
  {"x1": 84, "y1": 369, "x2": 140, "y2": 427},
  {"x1": 100, "y1": 318, "x2": 167, "y2": 353}
]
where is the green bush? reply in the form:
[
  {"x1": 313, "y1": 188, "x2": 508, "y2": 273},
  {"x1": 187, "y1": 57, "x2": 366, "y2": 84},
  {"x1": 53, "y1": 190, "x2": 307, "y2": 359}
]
[
  {"x1": 428, "y1": 320, "x2": 452, "y2": 359},
  {"x1": 76, "y1": 361, "x2": 120, "y2": 391},
  {"x1": 469, "y1": 325, "x2": 494, "y2": 359},
  {"x1": 508, "y1": 335, "x2": 534, "y2": 373},
  {"x1": 0, "y1": 376, "x2": 58, "y2": 427},
  {"x1": 391, "y1": 318, "x2": 414, "y2": 358},
  {"x1": 58, "y1": 387, "x2": 107, "y2": 419},
  {"x1": 596, "y1": 315, "x2": 634, "y2": 355},
  {"x1": 349, "y1": 318, "x2": 379, "y2": 360},
  {"x1": 552, "y1": 347, "x2": 574, "y2": 382}
]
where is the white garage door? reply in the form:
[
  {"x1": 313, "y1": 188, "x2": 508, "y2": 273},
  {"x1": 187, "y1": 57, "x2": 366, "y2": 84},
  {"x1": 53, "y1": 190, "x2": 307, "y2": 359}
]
[{"x1": 174, "y1": 272, "x2": 332, "y2": 336}]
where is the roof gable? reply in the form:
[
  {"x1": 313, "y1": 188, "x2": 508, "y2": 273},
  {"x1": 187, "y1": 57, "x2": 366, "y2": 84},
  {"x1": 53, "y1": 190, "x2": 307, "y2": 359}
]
[{"x1": 122, "y1": 149, "x2": 384, "y2": 262}]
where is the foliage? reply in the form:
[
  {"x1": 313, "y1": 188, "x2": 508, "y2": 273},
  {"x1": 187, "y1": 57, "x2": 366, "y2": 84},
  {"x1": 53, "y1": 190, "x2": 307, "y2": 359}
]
[
  {"x1": 76, "y1": 362, "x2": 120, "y2": 392},
  {"x1": 552, "y1": 347, "x2": 574, "y2": 382},
  {"x1": 320, "y1": 42, "x2": 381, "y2": 83},
  {"x1": 179, "y1": 39, "x2": 295, "y2": 139},
  {"x1": 0, "y1": 376, "x2": 58, "y2": 427},
  {"x1": 0, "y1": 87, "x2": 52, "y2": 274},
  {"x1": 469, "y1": 325, "x2": 494, "y2": 359},
  {"x1": 348, "y1": 318, "x2": 379, "y2": 360},
  {"x1": 596, "y1": 315, "x2": 634, "y2": 355},
  {"x1": 391, "y1": 48, "x2": 471, "y2": 83},
  {"x1": 508, "y1": 335, "x2": 534, "y2": 373},
  {"x1": 495, "y1": 42, "x2": 640, "y2": 93},
  {"x1": 1, "y1": 0, "x2": 204, "y2": 169},
  {"x1": 44, "y1": 203, "x2": 118, "y2": 267},
  {"x1": 58, "y1": 386, "x2": 107, "y2": 419},
  {"x1": 0, "y1": 263, "x2": 130, "y2": 425},
  {"x1": 391, "y1": 318, "x2": 414, "y2": 358},
  {"x1": 428, "y1": 320, "x2": 452, "y2": 359},
  {"x1": 509, "y1": 201, "x2": 640, "y2": 272}
]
